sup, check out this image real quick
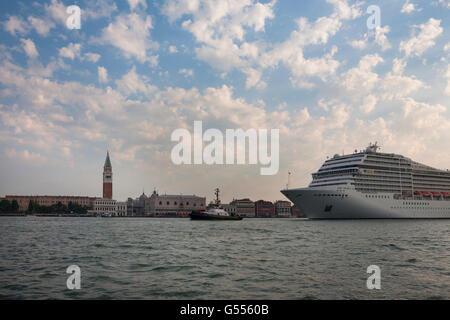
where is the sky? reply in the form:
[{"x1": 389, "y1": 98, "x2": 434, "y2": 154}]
[{"x1": 0, "y1": 0, "x2": 450, "y2": 203}]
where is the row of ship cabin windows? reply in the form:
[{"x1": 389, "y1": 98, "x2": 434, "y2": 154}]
[
  {"x1": 403, "y1": 202, "x2": 430, "y2": 206},
  {"x1": 365, "y1": 195, "x2": 390, "y2": 199},
  {"x1": 313, "y1": 194, "x2": 349, "y2": 197},
  {"x1": 391, "y1": 206, "x2": 447, "y2": 210}
]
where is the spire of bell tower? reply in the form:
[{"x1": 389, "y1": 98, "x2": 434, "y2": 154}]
[
  {"x1": 104, "y1": 150, "x2": 112, "y2": 168},
  {"x1": 103, "y1": 150, "x2": 113, "y2": 199}
]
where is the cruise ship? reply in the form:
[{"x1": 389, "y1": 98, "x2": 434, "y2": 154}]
[{"x1": 281, "y1": 143, "x2": 450, "y2": 219}]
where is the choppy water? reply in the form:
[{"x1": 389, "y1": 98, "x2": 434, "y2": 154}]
[{"x1": 0, "y1": 217, "x2": 449, "y2": 299}]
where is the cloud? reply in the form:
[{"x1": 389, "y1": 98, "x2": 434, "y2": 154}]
[
  {"x1": 98, "y1": 66, "x2": 108, "y2": 84},
  {"x1": 169, "y1": 45, "x2": 178, "y2": 53},
  {"x1": 3, "y1": 16, "x2": 27, "y2": 36},
  {"x1": 340, "y1": 54, "x2": 383, "y2": 92},
  {"x1": 243, "y1": 68, "x2": 266, "y2": 90},
  {"x1": 350, "y1": 38, "x2": 368, "y2": 50},
  {"x1": 45, "y1": 0, "x2": 68, "y2": 26},
  {"x1": 27, "y1": 16, "x2": 55, "y2": 36},
  {"x1": 162, "y1": 0, "x2": 276, "y2": 71},
  {"x1": 374, "y1": 26, "x2": 391, "y2": 51},
  {"x1": 85, "y1": 0, "x2": 118, "y2": 19},
  {"x1": 360, "y1": 95, "x2": 377, "y2": 114},
  {"x1": 59, "y1": 43, "x2": 81, "y2": 60},
  {"x1": 399, "y1": 18, "x2": 443, "y2": 57},
  {"x1": 128, "y1": 0, "x2": 147, "y2": 11},
  {"x1": 437, "y1": 0, "x2": 450, "y2": 8},
  {"x1": 445, "y1": 64, "x2": 450, "y2": 96},
  {"x1": 20, "y1": 38, "x2": 39, "y2": 59},
  {"x1": 115, "y1": 66, "x2": 156, "y2": 97},
  {"x1": 5, "y1": 148, "x2": 48, "y2": 165},
  {"x1": 381, "y1": 61, "x2": 426, "y2": 100},
  {"x1": 179, "y1": 68, "x2": 194, "y2": 77},
  {"x1": 349, "y1": 26, "x2": 391, "y2": 52},
  {"x1": 98, "y1": 13, "x2": 159, "y2": 65},
  {"x1": 401, "y1": 1, "x2": 420, "y2": 14},
  {"x1": 84, "y1": 52, "x2": 101, "y2": 63}
]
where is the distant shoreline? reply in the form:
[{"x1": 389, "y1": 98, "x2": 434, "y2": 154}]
[{"x1": 0, "y1": 213, "x2": 299, "y2": 218}]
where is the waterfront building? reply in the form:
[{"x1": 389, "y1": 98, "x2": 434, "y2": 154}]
[
  {"x1": 103, "y1": 151, "x2": 113, "y2": 199},
  {"x1": 3, "y1": 195, "x2": 96, "y2": 212},
  {"x1": 230, "y1": 198, "x2": 255, "y2": 217},
  {"x1": 93, "y1": 198, "x2": 117, "y2": 216},
  {"x1": 149, "y1": 191, "x2": 206, "y2": 217},
  {"x1": 3, "y1": 150, "x2": 117, "y2": 213},
  {"x1": 274, "y1": 200, "x2": 292, "y2": 217},
  {"x1": 125, "y1": 191, "x2": 206, "y2": 217},
  {"x1": 126, "y1": 192, "x2": 152, "y2": 216},
  {"x1": 254, "y1": 200, "x2": 275, "y2": 217},
  {"x1": 222, "y1": 203, "x2": 236, "y2": 216},
  {"x1": 117, "y1": 201, "x2": 127, "y2": 216},
  {"x1": 291, "y1": 205, "x2": 305, "y2": 217}
]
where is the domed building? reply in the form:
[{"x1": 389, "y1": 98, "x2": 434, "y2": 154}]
[{"x1": 126, "y1": 192, "x2": 151, "y2": 216}]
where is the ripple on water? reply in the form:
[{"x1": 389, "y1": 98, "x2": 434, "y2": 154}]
[{"x1": 0, "y1": 217, "x2": 449, "y2": 299}]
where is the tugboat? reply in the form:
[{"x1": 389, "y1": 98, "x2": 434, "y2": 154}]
[{"x1": 190, "y1": 188, "x2": 243, "y2": 221}]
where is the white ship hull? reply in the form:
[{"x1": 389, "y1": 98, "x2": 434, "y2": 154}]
[{"x1": 282, "y1": 187, "x2": 450, "y2": 219}]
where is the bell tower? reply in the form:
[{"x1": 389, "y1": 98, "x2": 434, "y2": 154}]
[{"x1": 103, "y1": 150, "x2": 113, "y2": 199}]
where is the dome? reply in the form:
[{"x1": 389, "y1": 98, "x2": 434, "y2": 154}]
[{"x1": 139, "y1": 193, "x2": 148, "y2": 200}]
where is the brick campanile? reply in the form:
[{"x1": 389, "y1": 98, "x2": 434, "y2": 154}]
[{"x1": 103, "y1": 150, "x2": 113, "y2": 199}]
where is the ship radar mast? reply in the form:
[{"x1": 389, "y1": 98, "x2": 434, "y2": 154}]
[
  {"x1": 214, "y1": 188, "x2": 221, "y2": 207},
  {"x1": 366, "y1": 142, "x2": 381, "y2": 153}
]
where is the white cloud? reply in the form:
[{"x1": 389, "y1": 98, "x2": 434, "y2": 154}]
[
  {"x1": 378, "y1": 58, "x2": 426, "y2": 100},
  {"x1": 5, "y1": 149, "x2": 47, "y2": 165},
  {"x1": 437, "y1": 0, "x2": 450, "y2": 8},
  {"x1": 349, "y1": 26, "x2": 390, "y2": 51},
  {"x1": 341, "y1": 54, "x2": 383, "y2": 92},
  {"x1": 360, "y1": 95, "x2": 377, "y2": 114},
  {"x1": 98, "y1": 13, "x2": 159, "y2": 65},
  {"x1": 401, "y1": 1, "x2": 420, "y2": 14},
  {"x1": 85, "y1": 0, "x2": 118, "y2": 19},
  {"x1": 169, "y1": 45, "x2": 178, "y2": 53},
  {"x1": 128, "y1": 0, "x2": 147, "y2": 11},
  {"x1": 162, "y1": 0, "x2": 362, "y2": 90},
  {"x1": 115, "y1": 66, "x2": 156, "y2": 97},
  {"x1": 179, "y1": 68, "x2": 194, "y2": 77},
  {"x1": 381, "y1": 71, "x2": 425, "y2": 100},
  {"x1": 59, "y1": 43, "x2": 81, "y2": 60},
  {"x1": 27, "y1": 16, "x2": 55, "y2": 36},
  {"x1": 20, "y1": 38, "x2": 39, "y2": 59},
  {"x1": 45, "y1": 0, "x2": 68, "y2": 26},
  {"x1": 243, "y1": 68, "x2": 267, "y2": 90},
  {"x1": 84, "y1": 52, "x2": 101, "y2": 63},
  {"x1": 3, "y1": 16, "x2": 27, "y2": 36},
  {"x1": 260, "y1": 1, "x2": 361, "y2": 88},
  {"x1": 350, "y1": 38, "x2": 368, "y2": 50},
  {"x1": 98, "y1": 66, "x2": 108, "y2": 84},
  {"x1": 400, "y1": 18, "x2": 443, "y2": 57},
  {"x1": 374, "y1": 26, "x2": 391, "y2": 51},
  {"x1": 162, "y1": 0, "x2": 276, "y2": 72},
  {"x1": 445, "y1": 64, "x2": 450, "y2": 96},
  {"x1": 401, "y1": 98, "x2": 447, "y2": 130}
]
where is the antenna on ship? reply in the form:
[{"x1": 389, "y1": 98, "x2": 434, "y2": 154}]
[
  {"x1": 214, "y1": 188, "x2": 221, "y2": 207},
  {"x1": 286, "y1": 171, "x2": 291, "y2": 190}
]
